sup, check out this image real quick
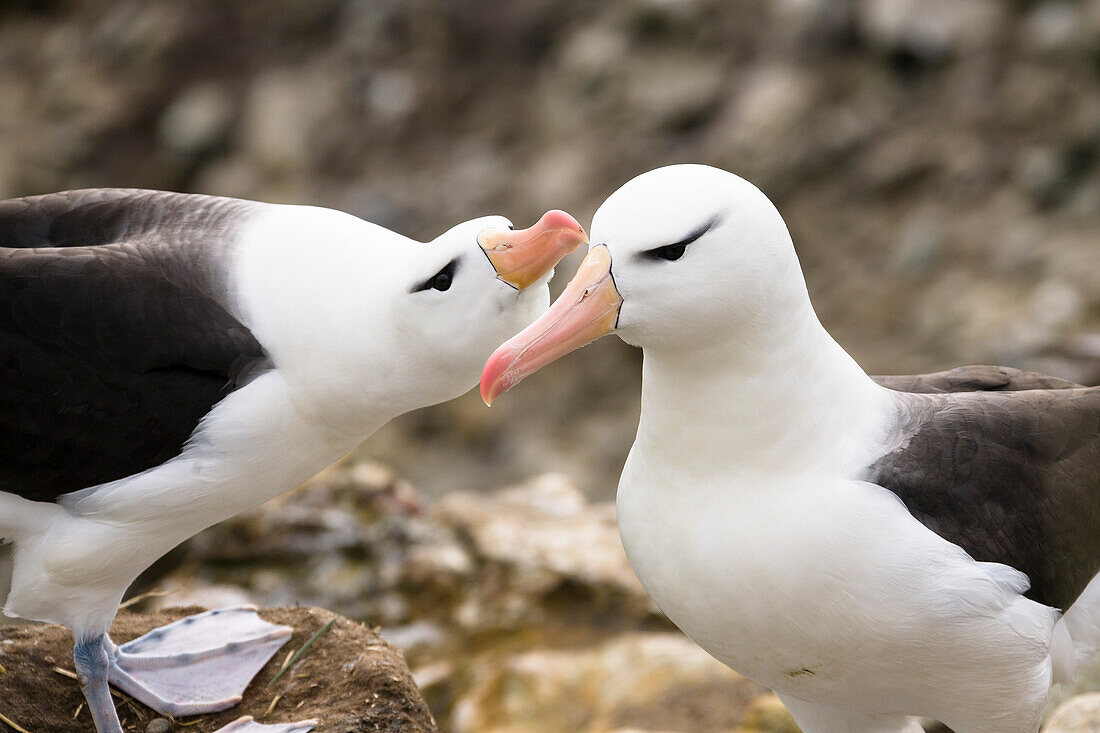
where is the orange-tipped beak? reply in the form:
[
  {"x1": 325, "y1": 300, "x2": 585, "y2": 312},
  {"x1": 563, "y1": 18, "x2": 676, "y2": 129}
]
[
  {"x1": 481, "y1": 245, "x2": 622, "y2": 405},
  {"x1": 478, "y1": 210, "x2": 587, "y2": 290}
]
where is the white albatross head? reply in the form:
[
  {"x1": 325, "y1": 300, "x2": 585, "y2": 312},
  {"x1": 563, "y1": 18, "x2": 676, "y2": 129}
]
[
  {"x1": 237, "y1": 205, "x2": 586, "y2": 426},
  {"x1": 393, "y1": 209, "x2": 587, "y2": 392},
  {"x1": 479, "y1": 164, "x2": 812, "y2": 403}
]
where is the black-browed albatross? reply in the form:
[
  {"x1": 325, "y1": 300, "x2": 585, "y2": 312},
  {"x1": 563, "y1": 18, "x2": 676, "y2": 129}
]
[
  {"x1": 0, "y1": 188, "x2": 585, "y2": 733},
  {"x1": 481, "y1": 164, "x2": 1100, "y2": 733}
]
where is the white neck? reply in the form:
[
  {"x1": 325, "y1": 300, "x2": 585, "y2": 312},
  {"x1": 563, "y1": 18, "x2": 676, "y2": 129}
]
[{"x1": 633, "y1": 296, "x2": 897, "y2": 481}]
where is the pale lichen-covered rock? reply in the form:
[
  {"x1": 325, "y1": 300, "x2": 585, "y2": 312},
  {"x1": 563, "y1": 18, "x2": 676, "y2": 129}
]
[
  {"x1": 449, "y1": 632, "x2": 767, "y2": 733},
  {"x1": 1045, "y1": 693, "x2": 1100, "y2": 732},
  {"x1": 735, "y1": 694, "x2": 801, "y2": 733},
  {"x1": 436, "y1": 473, "x2": 649, "y2": 605}
]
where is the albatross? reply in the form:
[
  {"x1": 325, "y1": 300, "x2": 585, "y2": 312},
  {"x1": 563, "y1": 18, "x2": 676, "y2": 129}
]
[
  {"x1": 481, "y1": 164, "x2": 1100, "y2": 733},
  {"x1": 0, "y1": 188, "x2": 585, "y2": 733}
]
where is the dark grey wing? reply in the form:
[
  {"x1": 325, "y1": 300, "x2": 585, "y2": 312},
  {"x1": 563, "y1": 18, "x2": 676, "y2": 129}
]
[
  {"x1": 873, "y1": 365, "x2": 1083, "y2": 394},
  {"x1": 867, "y1": 387, "x2": 1100, "y2": 610},
  {"x1": 0, "y1": 189, "x2": 268, "y2": 502}
]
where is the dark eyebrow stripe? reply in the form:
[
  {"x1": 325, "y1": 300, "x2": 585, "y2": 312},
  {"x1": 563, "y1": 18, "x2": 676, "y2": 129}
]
[{"x1": 673, "y1": 215, "x2": 721, "y2": 248}]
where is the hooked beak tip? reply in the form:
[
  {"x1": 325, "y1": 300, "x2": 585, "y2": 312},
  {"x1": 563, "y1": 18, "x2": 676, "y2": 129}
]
[
  {"x1": 478, "y1": 209, "x2": 587, "y2": 290},
  {"x1": 478, "y1": 244, "x2": 621, "y2": 404},
  {"x1": 479, "y1": 346, "x2": 514, "y2": 405},
  {"x1": 541, "y1": 209, "x2": 586, "y2": 238}
]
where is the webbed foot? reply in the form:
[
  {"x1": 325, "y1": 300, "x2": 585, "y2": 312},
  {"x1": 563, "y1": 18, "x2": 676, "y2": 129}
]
[
  {"x1": 107, "y1": 606, "x2": 292, "y2": 717},
  {"x1": 213, "y1": 715, "x2": 317, "y2": 732}
]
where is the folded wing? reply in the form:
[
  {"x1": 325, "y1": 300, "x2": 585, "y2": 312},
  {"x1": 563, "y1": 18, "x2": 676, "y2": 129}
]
[
  {"x1": 868, "y1": 375, "x2": 1100, "y2": 610},
  {"x1": 0, "y1": 189, "x2": 269, "y2": 501}
]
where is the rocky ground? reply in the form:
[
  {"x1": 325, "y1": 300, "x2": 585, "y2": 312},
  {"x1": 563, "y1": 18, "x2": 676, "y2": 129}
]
[
  {"x1": 1047, "y1": 694, "x2": 1100, "y2": 733},
  {"x1": 0, "y1": 606, "x2": 437, "y2": 732},
  {"x1": 97, "y1": 460, "x2": 1092, "y2": 732}
]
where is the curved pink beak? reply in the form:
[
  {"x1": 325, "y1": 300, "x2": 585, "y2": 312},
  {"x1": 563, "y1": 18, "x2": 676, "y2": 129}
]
[
  {"x1": 481, "y1": 245, "x2": 622, "y2": 405},
  {"x1": 478, "y1": 210, "x2": 587, "y2": 290}
]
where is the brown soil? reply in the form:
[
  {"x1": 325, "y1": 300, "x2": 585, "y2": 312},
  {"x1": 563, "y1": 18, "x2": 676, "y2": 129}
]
[{"x1": 0, "y1": 607, "x2": 438, "y2": 733}]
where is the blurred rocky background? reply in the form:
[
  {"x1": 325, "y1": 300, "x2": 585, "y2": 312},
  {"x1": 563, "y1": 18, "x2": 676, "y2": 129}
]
[{"x1": 2, "y1": 0, "x2": 1099, "y2": 730}]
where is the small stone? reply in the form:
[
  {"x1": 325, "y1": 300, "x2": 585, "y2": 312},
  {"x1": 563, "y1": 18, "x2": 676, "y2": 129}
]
[
  {"x1": 735, "y1": 65, "x2": 816, "y2": 139},
  {"x1": 1022, "y1": 1, "x2": 1088, "y2": 55},
  {"x1": 411, "y1": 661, "x2": 453, "y2": 691},
  {"x1": 379, "y1": 621, "x2": 448, "y2": 654},
  {"x1": 857, "y1": 0, "x2": 1005, "y2": 61},
  {"x1": 892, "y1": 206, "x2": 945, "y2": 276},
  {"x1": 158, "y1": 83, "x2": 234, "y2": 155},
  {"x1": 151, "y1": 584, "x2": 256, "y2": 612},
  {"x1": 366, "y1": 69, "x2": 418, "y2": 122},
  {"x1": 349, "y1": 460, "x2": 396, "y2": 490},
  {"x1": 408, "y1": 540, "x2": 473, "y2": 577},
  {"x1": 557, "y1": 23, "x2": 628, "y2": 84},
  {"x1": 1014, "y1": 146, "x2": 1067, "y2": 207},
  {"x1": 738, "y1": 693, "x2": 800, "y2": 732},
  {"x1": 145, "y1": 718, "x2": 172, "y2": 733},
  {"x1": 1029, "y1": 280, "x2": 1084, "y2": 332}
]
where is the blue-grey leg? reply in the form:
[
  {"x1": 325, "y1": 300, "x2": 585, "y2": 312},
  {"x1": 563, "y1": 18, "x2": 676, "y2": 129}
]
[
  {"x1": 74, "y1": 634, "x2": 123, "y2": 733},
  {"x1": 105, "y1": 606, "x2": 294, "y2": 717}
]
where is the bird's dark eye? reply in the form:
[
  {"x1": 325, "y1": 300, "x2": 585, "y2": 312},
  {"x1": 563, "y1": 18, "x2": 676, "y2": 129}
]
[
  {"x1": 412, "y1": 259, "x2": 459, "y2": 293},
  {"x1": 640, "y1": 217, "x2": 719, "y2": 263},
  {"x1": 649, "y1": 243, "x2": 687, "y2": 261},
  {"x1": 430, "y1": 271, "x2": 452, "y2": 291}
]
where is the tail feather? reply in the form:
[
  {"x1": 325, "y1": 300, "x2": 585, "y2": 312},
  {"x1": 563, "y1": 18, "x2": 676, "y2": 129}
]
[
  {"x1": 0, "y1": 543, "x2": 11, "y2": 614},
  {"x1": 0, "y1": 492, "x2": 50, "y2": 542},
  {"x1": 1054, "y1": 572, "x2": 1100, "y2": 683},
  {"x1": 0, "y1": 493, "x2": 54, "y2": 618}
]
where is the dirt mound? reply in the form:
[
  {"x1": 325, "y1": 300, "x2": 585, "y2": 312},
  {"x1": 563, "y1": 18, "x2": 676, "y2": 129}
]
[{"x1": 0, "y1": 606, "x2": 437, "y2": 732}]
